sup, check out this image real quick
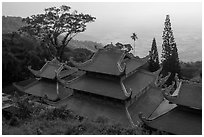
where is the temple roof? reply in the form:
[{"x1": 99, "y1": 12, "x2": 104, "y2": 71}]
[
  {"x1": 124, "y1": 56, "x2": 149, "y2": 75},
  {"x1": 124, "y1": 69, "x2": 160, "y2": 98},
  {"x1": 66, "y1": 74, "x2": 129, "y2": 100},
  {"x1": 28, "y1": 58, "x2": 77, "y2": 80},
  {"x1": 139, "y1": 101, "x2": 202, "y2": 135},
  {"x1": 71, "y1": 48, "x2": 149, "y2": 76},
  {"x1": 28, "y1": 58, "x2": 62, "y2": 79},
  {"x1": 163, "y1": 81, "x2": 202, "y2": 110},
  {"x1": 128, "y1": 86, "x2": 164, "y2": 124},
  {"x1": 13, "y1": 79, "x2": 72, "y2": 101},
  {"x1": 57, "y1": 91, "x2": 131, "y2": 127},
  {"x1": 64, "y1": 68, "x2": 160, "y2": 100}
]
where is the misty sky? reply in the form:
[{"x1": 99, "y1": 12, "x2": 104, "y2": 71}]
[{"x1": 2, "y1": 2, "x2": 202, "y2": 61}]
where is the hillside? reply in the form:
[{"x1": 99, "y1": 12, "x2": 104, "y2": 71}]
[{"x1": 2, "y1": 16, "x2": 26, "y2": 34}]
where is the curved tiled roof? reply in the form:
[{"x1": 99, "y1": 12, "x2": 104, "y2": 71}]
[
  {"x1": 163, "y1": 81, "x2": 202, "y2": 110},
  {"x1": 124, "y1": 55, "x2": 149, "y2": 75},
  {"x1": 13, "y1": 79, "x2": 72, "y2": 101},
  {"x1": 28, "y1": 58, "x2": 63, "y2": 79},
  {"x1": 71, "y1": 48, "x2": 149, "y2": 76},
  {"x1": 29, "y1": 58, "x2": 77, "y2": 80},
  {"x1": 127, "y1": 86, "x2": 164, "y2": 124},
  {"x1": 71, "y1": 48, "x2": 126, "y2": 75},
  {"x1": 123, "y1": 69, "x2": 160, "y2": 98}
]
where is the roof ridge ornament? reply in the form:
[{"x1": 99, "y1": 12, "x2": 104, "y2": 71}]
[{"x1": 120, "y1": 79, "x2": 131, "y2": 97}]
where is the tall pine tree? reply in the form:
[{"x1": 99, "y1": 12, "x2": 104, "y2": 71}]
[
  {"x1": 161, "y1": 15, "x2": 181, "y2": 86},
  {"x1": 149, "y1": 38, "x2": 160, "y2": 72}
]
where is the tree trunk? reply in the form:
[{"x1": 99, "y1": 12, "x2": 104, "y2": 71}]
[{"x1": 57, "y1": 45, "x2": 66, "y2": 62}]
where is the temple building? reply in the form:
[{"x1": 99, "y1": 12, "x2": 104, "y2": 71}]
[
  {"x1": 139, "y1": 77, "x2": 202, "y2": 135},
  {"x1": 13, "y1": 58, "x2": 77, "y2": 101},
  {"x1": 58, "y1": 47, "x2": 169, "y2": 127}
]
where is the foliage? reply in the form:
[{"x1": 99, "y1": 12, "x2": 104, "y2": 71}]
[
  {"x1": 130, "y1": 33, "x2": 138, "y2": 55},
  {"x1": 71, "y1": 48, "x2": 93, "y2": 63},
  {"x1": 161, "y1": 15, "x2": 181, "y2": 86},
  {"x1": 2, "y1": 33, "x2": 50, "y2": 87},
  {"x1": 115, "y1": 42, "x2": 133, "y2": 53},
  {"x1": 2, "y1": 16, "x2": 26, "y2": 34},
  {"x1": 180, "y1": 61, "x2": 202, "y2": 80},
  {"x1": 148, "y1": 38, "x2": 160, "y2": 72},
  {"x1": 19, "y1": 5, "x2": 96, "y2": 61}
]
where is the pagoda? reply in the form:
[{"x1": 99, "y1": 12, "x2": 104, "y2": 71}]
[
  {"x1": 58, "y1": 46, "x2": 170, "y2": 127},
  {"x1": 139, "y1": 75, "x2": 202, "y2": 135},
  {"x1": 13, "y1": 58, "x2": 77, "y2": 101}
]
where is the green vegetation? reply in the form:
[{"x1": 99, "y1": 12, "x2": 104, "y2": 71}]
[
  {"x1": 161, "y1": 15, "x2": 181, "y2": 86},
  {"x1": 148, "y1": 38, "x2": 160, "y2": 72},
  {"x1": 130, "y1": 32, "x2": 138, "y2": 55},
  {"x1": 2, "y1": 16, "x2": 26, "y2": 34},
  {"x1": 180, "y1": 61, "x2": 202, "y2": 81}
]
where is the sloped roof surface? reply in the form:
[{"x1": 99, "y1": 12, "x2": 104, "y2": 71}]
[
  {"x1": 125, "y1": 56, "x2": 149, "y2": 75},
  {"x1": 29, "y1": 58, "x2": 62, "y2": 79},
  {"x1": 142, "y1": 105, "x2": 202, "y2": 135},
  {"x1": 29, "y1": 58, "x2": 77, "y2": 80},
  {"x1": 13, "y1": 78, "x2": 37, "y2": 87},
  {"x1": 14, "y1": 79, "x2": 72, "y2": 101},
  {"x1": 124, "y1": 70, "x2": 156, "y2": 98},
  {"x1": 58, "y1": 92, "x2": 130, "y2": 127},
  {"x1": 74, "y1": 49, "x2": 126, "y2": 75},
  {"x1": 67, "y1": 74, "x2": 128, "y2": 100},
  {"x1": 128, "y1": 86, "x2": 164, "y2": 124},
  {"x1": 165, "y1": 82, "x2": 202, "y2": 109},
  {"x1": 39, "y1": 64, "x2": 61, "y2": 79}
]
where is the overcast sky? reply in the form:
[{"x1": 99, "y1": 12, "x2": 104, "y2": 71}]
[
  {"x1": 2, "y1": 2, "x2": 201, "y2": 28},
  {"x1": 2, "y1": 2, "x2": 202, "y2": 61}
]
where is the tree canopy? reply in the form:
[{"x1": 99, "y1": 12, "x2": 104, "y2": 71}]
[
  {"x1": 161, "y1": 15, "x2": 180, "y2": 86},
  {"x1": 19, "y1": 5, "x2": 96, "y2": 61},
  {"x1": 115, "y1": 42, "x2": 133, "y2": 53},
  {"x1": 148, "y1": 38, "x2": 160, "y2": 72},
  {"x1": 130, "y1": 33, "x2": 138, "y2": 55}
]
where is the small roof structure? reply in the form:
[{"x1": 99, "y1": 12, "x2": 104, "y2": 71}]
[
  {"x1": 13, "y1": 78, "x2": 72, "y2": 101},
  {"x1": 13, "y1": 58, "x2": 77, "y2": 101},
  {"x1": 139, "y1": 81, "x2": 202, "y2": 135},
  {"x1": 28, "y1": 58, "x2": 78, "y2": 80}
]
